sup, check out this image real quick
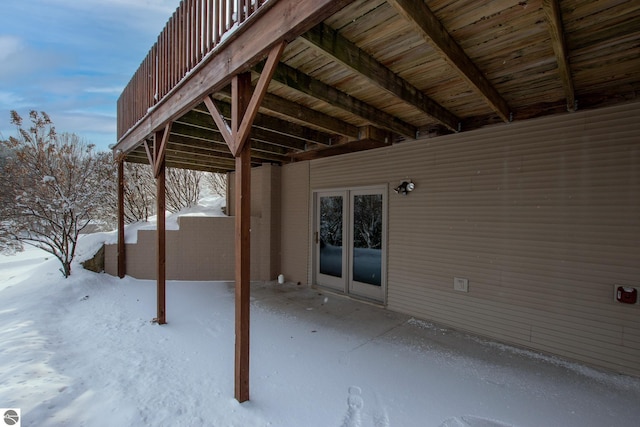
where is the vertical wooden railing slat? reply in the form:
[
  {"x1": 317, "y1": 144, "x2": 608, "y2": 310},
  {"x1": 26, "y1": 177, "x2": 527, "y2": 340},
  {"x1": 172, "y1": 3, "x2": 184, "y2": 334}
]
[
  {"x1": 213, "y1": 0, "x2": 219, "y2": 44},
  {"x1": 159, "y1": 28, "x2": 165, "y2": 99},
  {"x1": 207, "y1": 0, "x2": 212, "y2": 54},
  {"x1": 116, "y1": 0, "x2": 269, "y2": 141},
  {"x1": 189, "y1": 0, "x2": 195, "y2": 70},
  {"x1": 196, "y1": 0, "x2": 202, "y2": 62}
]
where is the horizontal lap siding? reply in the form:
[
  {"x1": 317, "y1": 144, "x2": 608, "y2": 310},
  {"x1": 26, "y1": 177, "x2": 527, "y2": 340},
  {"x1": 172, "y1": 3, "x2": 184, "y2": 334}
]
[{"x1": 308, "y1": 102, "x2": 640, "y2": 376}]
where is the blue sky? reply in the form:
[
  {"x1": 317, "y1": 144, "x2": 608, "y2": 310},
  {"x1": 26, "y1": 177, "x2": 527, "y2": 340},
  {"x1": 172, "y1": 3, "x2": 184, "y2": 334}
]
[{"x1": 0, "y1": 0, "x2": 180, "y2": 151}]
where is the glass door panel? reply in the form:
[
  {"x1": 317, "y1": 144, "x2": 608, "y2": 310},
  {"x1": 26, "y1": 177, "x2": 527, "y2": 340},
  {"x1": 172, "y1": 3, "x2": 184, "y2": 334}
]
[
  {"x1": 349, "y1": 189, "x2": 386, "y2": 301},
  {"x1": 319, "y1": 195, "x2": 344, "y2": 278},
  {"x1": 315, "y1": 191, "x2": 347, "y2": 291}
]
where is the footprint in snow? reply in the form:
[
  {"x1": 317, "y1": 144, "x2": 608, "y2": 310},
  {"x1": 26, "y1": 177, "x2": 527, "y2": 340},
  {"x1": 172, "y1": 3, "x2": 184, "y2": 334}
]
[
  {"x1": 341, "y1": 386, "x2": 364, "y2": 427},
  {"x1": 340, "y1": 386, "x2": 390, "y2": 427},
  {"x1": 439, "y1": 415, "x2": 516, "y2": 427}
]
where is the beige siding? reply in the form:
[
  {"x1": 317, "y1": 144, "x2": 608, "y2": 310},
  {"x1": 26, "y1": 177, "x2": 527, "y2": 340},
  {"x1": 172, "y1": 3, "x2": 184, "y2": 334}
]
[
  {"x1": 307, "y1": 101, "x2": 640, "y2": 376},
  {"x1": 257, "y1": 164, "x2": 282, "y2": 280},
  {"x1": 280, "y1": 162, "x2": 310, "y2": 284}
]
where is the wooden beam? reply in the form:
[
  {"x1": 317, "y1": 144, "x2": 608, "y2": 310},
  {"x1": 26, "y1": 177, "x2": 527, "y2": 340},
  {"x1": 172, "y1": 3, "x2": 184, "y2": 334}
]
[
  {"x1": 201, "y1": 98, "x2": 335, "y2": 146},
  {"x1": 387, "y1": 0, "x2": 511, "y2": 123},
  {"x1": 291, "y1": 138, "x2": 389, "y2": 161},
  {"x1": 154, "y1": 123, "x2": 172, "y2": 178},
  {"x1": 204, "y1": 95, "x2": 234, "y2": 148},
  {"x1": 300, "y1": 22, "x2": 460, "y2": 132},
  {"x1": 542, "y1": 0, "x2": 576, "y2": 112},
  {"x1": 143, "y1": 139, "x2": 154, "y2": 166},
  {"x1": 117, "y1": 158, "x2": 126, "y2": 279},
  {"x1": 235, "y1": 42, "x2": 286, "y2": 154},
  {"x1": 291, "y1": 126, "x2": 392, "y2": 161},
  {"x1": 260, "y1": 92, "x2": 359, "y2": 138},
  {"x1": 126, "y1": 153, "x2": 235, "y2": 173},
  {"x1": 179, "y1": 107, "x2": 310, "y2": 151},
  {"x1": 260, "y1": 62, "x2": 417, "y2": 138},
  {"x1": 154, "y1": 129, "x2": 167, "y2": 325},
  {"x1": 234, "y1": 72, "x2": 252, "y2": 403},
  {"x1": 169, "y1": 124, "x2": 293, "y2": 157},
  {"x1": 234, "y1": 143, "x2": 251, "y2": 402}
]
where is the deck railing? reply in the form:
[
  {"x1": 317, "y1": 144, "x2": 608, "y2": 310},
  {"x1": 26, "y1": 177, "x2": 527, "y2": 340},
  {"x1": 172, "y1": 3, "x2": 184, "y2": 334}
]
[{"x1": 117, "y1": 0, "x2": 270, "y2": 140}]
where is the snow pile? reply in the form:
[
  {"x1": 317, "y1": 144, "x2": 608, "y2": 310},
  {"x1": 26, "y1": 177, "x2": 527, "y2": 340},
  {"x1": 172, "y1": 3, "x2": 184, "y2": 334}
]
[
  {"x1": 1, "y1": 226, "x2": 640, "y2": 425},
  {"x1": 97, "y1": 194, "x2": 226, "y2": 248}
]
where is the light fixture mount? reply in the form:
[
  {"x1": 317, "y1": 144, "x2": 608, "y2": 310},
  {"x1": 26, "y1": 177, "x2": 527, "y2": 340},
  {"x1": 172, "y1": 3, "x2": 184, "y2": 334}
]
[{"x1": 394, "y1": 180, "x2": 415, "y2": 195}]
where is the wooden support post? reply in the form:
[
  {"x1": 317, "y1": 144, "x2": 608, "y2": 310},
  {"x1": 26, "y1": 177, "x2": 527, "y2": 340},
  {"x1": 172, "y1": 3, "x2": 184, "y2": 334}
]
[
  {"x1": 234, "y1": 72, "x2": 252, "y2": 403},
  {"x1": 234, "y1": 140, "x2": 252, "y2": 402},
  {"x1": 203, "y1": 43, "x2": 285, "y2": 403},
  {"x1": 117, "y1": 158, "x2": 126, "y2": 278},
  {"x1": 155, "y1": 129, "x2": 167, "y2": 325}
]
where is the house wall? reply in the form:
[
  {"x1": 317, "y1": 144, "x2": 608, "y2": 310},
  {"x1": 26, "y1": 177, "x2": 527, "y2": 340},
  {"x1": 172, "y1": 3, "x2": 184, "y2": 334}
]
[
  {"x1": 280, "y1": 161, "x2": 310, "y2": 284},
  {"x1": 297, "y1": 101, "x2": 640, "y2": 376},
  {"x1": 228, "y1": 164, "x2": 282, "y2": 280}
]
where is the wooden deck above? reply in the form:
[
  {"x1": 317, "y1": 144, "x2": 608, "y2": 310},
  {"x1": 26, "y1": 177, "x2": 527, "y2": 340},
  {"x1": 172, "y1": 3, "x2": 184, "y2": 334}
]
[{"x1": 115, "y1": 0, "x2": 640, "y2": 172}]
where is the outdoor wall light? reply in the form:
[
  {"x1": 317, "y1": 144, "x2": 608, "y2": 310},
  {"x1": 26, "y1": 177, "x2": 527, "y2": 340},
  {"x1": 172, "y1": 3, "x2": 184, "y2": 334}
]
[{"x1": 394, "y1": 180, "x2": 415, "y2": 195}]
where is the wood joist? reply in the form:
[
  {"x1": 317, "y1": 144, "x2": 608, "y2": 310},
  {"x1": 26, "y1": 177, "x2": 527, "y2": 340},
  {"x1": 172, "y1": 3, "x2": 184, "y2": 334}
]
[{"x1": 299, "y1": 22, "x2": 461, "y2": 132}]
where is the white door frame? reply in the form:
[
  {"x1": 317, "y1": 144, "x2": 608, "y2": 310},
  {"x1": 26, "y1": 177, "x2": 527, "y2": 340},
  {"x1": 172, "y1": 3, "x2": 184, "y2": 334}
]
[{"x1": 312, "y1": 185, "x2": 388, "y2": 304}]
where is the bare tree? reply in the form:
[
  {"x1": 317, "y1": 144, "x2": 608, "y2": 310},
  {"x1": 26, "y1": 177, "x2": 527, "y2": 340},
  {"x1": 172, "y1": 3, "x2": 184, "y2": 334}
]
[
  {"x1": 122, "y1": 162, "x2": 156, "y2": 223},
  {"x1": 166, "y1": 167, "x2": 201, "y2": 212},
  {"x1": 89, "y1": 151, "x2": 119, "y2": 231},
  {"x1": 203, "y1": 172, "x2": 228, "y2": 197},
  {"x1": 0, "y1": 111, "x2": 110, "y2": 277}
]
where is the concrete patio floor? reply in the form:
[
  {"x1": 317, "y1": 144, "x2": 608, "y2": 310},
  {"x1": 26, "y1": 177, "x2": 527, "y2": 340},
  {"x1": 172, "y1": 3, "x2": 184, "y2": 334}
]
[{"x1": 243, "y1": 280, "x2": 640, "y2": 426}]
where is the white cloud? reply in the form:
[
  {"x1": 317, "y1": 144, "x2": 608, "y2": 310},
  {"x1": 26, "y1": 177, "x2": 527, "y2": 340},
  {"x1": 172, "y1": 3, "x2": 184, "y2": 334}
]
[
  {"x1": 43, "y1": 0, "x2": 179, "y2": 33},
  {"x1": 0, "y1": 91, "x2": 25, "y2": 108},
  {"x1": 84, "y1": 86, "x2": 124, "y2": 94},
  {"x1": 0, "y1": 36, "x2": 23, "y2": 62},
  {"x1": 56, "y1": 111, "x2": 116, "y2": 134}
]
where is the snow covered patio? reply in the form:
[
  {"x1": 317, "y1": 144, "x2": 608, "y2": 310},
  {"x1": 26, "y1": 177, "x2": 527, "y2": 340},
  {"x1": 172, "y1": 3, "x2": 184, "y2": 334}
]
[{"x1": 2, "y1": 248, "x2": 639, "y2": 426}]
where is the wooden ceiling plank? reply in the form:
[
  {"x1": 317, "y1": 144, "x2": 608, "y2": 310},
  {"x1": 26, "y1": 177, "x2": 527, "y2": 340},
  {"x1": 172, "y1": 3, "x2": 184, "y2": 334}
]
[
  {"x1": 170, "y1": 127, "x2": 292, "y2": 157},
  {"x1": 300, "y1": 22, "x2": 460, "y2": 131},
  {"x1": 542, "y1": 0, "x2": 576, "y2": 112},
  {"x1": 195, "y1": 99, "x2": 334, "y2": 146},
  {"x1": 125, "y1": 152, "x2": 238, "y2": 173},
  {"x1": 260, "y1": 92, "x2": 360, "y2": 138},
  {"x1": 173, "y1": 116, "x2": 308, "y2": 151},
  {"x1": 170, "y1": 142, "x2": 289, "y2": 163},
  {"x1": 257, "y1": 61, "x2": 417, "y2": 138},
  {"x1": 387, "y1": 0, "x2": 511, "y2": 123}
]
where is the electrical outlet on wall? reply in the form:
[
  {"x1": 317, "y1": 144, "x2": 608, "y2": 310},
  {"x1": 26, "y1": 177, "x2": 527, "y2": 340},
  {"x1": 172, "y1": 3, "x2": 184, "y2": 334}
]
[
  {"x1": 613, "y1": 285, "x2": 639, "y2": 305},
  {"x1": 454, "y1": 277, "x2": 469, "y2": 292}
]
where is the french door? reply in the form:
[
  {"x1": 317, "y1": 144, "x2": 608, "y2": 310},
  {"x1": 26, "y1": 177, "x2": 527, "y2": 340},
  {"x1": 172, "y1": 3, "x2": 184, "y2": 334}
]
[{"x1": 314, "y1": 187, "x2": 387, "y2": 303}]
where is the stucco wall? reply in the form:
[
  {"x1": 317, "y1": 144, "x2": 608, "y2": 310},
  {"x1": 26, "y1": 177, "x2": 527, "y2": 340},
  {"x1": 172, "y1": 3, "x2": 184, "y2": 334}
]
[
  {"x1": 105, "y1": 216, "x2": 263, "y2": 280},
  {"x1": 105, "y1": 164, "x2": 281, "y2": 281}
]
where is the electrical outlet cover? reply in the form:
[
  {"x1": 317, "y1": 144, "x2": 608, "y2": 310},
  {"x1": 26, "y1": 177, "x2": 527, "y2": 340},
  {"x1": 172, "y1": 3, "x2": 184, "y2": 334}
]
[{"x1": 454, "y1": 277, "x2": 469, "y2": 292}]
